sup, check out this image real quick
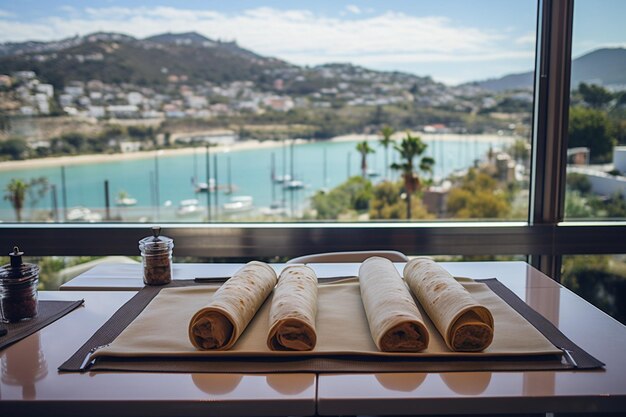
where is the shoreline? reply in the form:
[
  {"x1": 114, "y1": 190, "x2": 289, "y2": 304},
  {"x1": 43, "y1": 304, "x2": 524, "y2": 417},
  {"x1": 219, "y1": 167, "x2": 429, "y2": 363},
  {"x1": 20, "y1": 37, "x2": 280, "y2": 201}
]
[{"x1": 0, "y1": 133, "x2": 515, "y2": 172}]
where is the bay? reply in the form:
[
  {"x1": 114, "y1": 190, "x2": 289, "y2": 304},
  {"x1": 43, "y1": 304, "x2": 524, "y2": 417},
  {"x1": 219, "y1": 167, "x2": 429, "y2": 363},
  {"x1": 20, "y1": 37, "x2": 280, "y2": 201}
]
[{"x1": 0, "y1": 136, "x2": 502, "y2": 221}]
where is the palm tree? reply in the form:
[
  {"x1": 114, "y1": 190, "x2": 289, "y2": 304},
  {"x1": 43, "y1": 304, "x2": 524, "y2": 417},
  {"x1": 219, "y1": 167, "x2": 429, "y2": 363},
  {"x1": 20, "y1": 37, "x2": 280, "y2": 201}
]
[
  {"x1": 4, "y1": 179, "x2": 28, "y2": 222},
  {"x1": 379, "y1": 125, "x2": 394, "y2": 180},
  {"x1": 391, "y1": 133, "x2": 434, "y2": 219},
  {"x1": 356, "y1": 140, "x2": 375, "y2": 178}
]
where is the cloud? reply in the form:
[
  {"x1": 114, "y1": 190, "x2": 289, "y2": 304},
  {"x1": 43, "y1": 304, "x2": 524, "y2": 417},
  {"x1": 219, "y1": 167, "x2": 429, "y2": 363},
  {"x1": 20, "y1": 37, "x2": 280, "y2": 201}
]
[
  {"x1": 59, "y1": 5, "x2": 77, "y2": 14},
  {"x1": 515, "y1": 32, "x2": 536, "y2": 45},
  {"x1": 346, "y1": 5, "x2": 361, "y2": 14},
  {"x1": 0, "y1": 9, "x2": 14, "y2": 18},
  {"x1": 0, "y1": 6, "x2": 533, "y2": 79}
]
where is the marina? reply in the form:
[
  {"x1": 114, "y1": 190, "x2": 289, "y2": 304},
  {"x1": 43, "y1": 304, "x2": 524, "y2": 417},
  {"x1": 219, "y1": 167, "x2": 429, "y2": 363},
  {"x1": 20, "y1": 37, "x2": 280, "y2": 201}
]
[{"x1": 0, "y1": 134, "x2": 509, "y2": 222}]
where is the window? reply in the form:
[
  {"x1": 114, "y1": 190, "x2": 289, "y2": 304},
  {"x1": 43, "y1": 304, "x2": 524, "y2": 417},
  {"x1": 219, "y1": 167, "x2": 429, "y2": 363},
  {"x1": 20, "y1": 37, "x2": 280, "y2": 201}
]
[
  {"x1": 564, "y1": 0, "x2": 626, "y2": 221},
  {"x1": 0, "y1": 1, "x2": 536, "y2": 223},
  {"x1": 0, "y1": 1, "x2": 625, "y2": 279}
]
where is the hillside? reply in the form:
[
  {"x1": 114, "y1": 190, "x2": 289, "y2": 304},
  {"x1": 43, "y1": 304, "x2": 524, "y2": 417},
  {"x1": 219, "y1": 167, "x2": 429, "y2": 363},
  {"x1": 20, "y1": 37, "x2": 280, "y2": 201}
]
[
  {"x1": 470, "y1": 48, "x2": 626, "y2": 91},
  {"x1": 0, "y1": 32, "x2": 290, "y2": 88}
]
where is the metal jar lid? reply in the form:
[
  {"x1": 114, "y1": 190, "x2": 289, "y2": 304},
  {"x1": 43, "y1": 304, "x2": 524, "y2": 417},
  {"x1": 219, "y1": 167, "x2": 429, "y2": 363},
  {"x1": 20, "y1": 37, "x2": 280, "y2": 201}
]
[
  {"x1": 0, "y1": 246, "x2": 40, "y2": 283},
  {"x1": 139, "y1": 226, "x2": 174, "y2": 254}
]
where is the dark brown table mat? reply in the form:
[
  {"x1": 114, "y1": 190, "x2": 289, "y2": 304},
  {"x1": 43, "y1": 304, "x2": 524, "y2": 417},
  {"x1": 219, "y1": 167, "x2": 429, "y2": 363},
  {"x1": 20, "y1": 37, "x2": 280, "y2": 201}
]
[
  {"x1": 1, "y1": 300, "x2": 84, "y2": 351},
  {"x1": 59, "y1": 279, "x2": 604, "y2": 373}
]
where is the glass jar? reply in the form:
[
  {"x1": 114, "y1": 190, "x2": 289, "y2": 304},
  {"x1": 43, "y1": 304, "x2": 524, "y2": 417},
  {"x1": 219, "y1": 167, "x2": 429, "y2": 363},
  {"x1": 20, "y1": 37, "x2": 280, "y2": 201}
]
[
  {"x1": 0, "y1": 247, "x2": 39, "y2": 322},
  {"x1": 139, "y1": 226, "x2": 174, "y2": 286}
]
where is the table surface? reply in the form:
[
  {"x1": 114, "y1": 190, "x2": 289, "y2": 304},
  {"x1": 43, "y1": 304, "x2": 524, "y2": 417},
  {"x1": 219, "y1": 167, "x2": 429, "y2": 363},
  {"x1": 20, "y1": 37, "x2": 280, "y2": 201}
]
[{"x1": 4, "y1": 261, "x2": 626, "y2": 416}]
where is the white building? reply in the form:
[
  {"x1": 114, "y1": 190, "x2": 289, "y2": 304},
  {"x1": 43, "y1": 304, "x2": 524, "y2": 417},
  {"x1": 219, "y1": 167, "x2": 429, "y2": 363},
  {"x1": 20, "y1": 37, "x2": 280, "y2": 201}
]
[
  {"x1": 35, "y1": 93, "x2": 50, "y2": 114},
  {"x1": 88, "y1": 106, "x2": 106, "y2": 118},
  {"x1": 59, "y1": 94, "x2": 74, "y2": 107},
  {"x1": 36, "y1": 83, "x2": 54, "y2": 98},
  {"x1": 186, "y1": 95, "x2": 208, "y2": 109},
  {"x1": 64, "y1": 85, "x2": 84, "y2": 97},
  {"x1": 567, "y1": 147, "x2": 626, "y2": 198},
  {"x1": 107, "y1": 105, "x2": 139, "y2": 118},
  {"x1": 20, "y1": 106, "x2": 35, "y2": 116},
  {"x1": 13, "y1": 71, "x2": 36, "y2": 80},
  {"x1": 127, "y1": 92, "x2": 144, "y2": 106},
  {"x1": 119, "y1": 141, "x2": 142, "y2": 153},
  {"x1": 172, "y1": 129, "x2": 237, "y2": 145},
  {"x1": 263, "y1": 96, "x2": 294, "y2": 112}
]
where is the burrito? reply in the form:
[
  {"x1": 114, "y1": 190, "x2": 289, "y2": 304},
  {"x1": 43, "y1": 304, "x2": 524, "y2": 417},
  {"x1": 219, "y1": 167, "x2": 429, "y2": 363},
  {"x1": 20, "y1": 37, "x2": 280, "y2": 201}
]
[
  {"x1": 189, "y1": 261, "x2": 277, "y2": 350},
  {"x1": 359, "y1": 257, "x2": 429, "y2": 352},
  {"x1": 267, "y1": 265, "x2": 318, "y2": 351},
  {"x1": 404, "y1": 258, "x2": 494, "y2": 352}
]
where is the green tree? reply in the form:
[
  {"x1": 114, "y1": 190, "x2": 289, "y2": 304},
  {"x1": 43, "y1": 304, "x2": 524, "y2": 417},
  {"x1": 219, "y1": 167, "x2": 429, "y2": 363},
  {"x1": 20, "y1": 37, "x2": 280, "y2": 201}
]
[
  {"x1": 509, "y1": 138, "x2": 531, "y2": 164},
  {"x1": 356, "y1": 140, "x2": 375, "y2": 178},
  {"x1": 590, "y1": 192, "x2": 626, "y2": 218},
  {"x1": 3, "y1": 177, "x2": 49, "y2": 222},
  {"x1": 27, "y1": 177, "x2": 49, "y2": 209},
  {"x1": 369, "y1": 180, "x2": 432, "y2": 220},
  {"x1": 561, "y1": 255, "x2": 626, "y2": 325},
  {"x1": 379, "y1": 125, "x2": 394, "y2": 180},
  {"x1": 0, "y1": 137, "x2": 28, "y2": 160},
  {"x1": 310, "y1": 176, "x2": 373, "y2": 219},
  {"x1": 578, "y1": 83, "x2": 614, "y2": 109},
  {"x1": 61, "y1": 132, "x2": 87, "y2": 154},
  {"x1": 447, "y1": 169, "x2": 510, "y2": 219},
  {"x1": 4, "y1": 179, "x2": 28, "y2": 222},
  {"x1": 391, "y1": 133, "x2": 434, "y2": 219},
  {"x1": 568, "y1": 106, "x2": 616, "y2": 162},
  {"x1": 564, "y1": 190, "x2": 596, "y2": 219},
  {"x1": 566, "y1": 173, "x2": 592, "y2": 194}
]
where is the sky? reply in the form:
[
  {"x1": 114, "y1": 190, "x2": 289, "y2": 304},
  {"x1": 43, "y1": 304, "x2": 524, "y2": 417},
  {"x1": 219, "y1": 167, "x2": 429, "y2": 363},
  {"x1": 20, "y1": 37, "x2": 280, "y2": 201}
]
[{"x1": 0, "y1": 0, "x2": 624, "y2": 85}]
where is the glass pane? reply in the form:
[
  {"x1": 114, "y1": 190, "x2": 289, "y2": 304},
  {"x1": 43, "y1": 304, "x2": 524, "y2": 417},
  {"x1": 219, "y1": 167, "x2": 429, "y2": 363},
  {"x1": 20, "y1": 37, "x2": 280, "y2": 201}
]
[
  {"x1": 0, "y1": 1, "x2": 536, "y2": 223},
  {"x1": 14, "y1": 254, "x2": 527, "y2": 291},
  {"x1": 561, "y1": 254, "x2": 626, "y2": 325},
  {"x1": 564, "y1": 0, "x2": 626, "y2": 220}
]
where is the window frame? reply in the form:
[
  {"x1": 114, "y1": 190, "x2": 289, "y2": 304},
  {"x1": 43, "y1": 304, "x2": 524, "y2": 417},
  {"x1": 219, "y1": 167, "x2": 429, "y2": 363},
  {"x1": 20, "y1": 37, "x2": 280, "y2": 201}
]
[{"x1": 2, "y1": 0, "x2": 625, "y2": 280}]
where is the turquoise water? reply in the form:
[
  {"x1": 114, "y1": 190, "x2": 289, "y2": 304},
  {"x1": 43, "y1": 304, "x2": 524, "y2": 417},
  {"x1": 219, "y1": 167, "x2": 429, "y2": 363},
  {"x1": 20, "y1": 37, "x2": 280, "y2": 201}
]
[{"x1": 0, "y1": 137, "x2": 498, "y2": 220}]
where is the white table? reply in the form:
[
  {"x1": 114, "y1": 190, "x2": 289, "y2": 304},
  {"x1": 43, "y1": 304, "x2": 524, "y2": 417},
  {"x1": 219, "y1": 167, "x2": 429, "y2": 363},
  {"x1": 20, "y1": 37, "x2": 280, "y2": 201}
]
[
  {"x1": 0, "y1": 291, "x2": 316, "y2": 417},
  {"x1": 10, "y1": 261, "x2": 626, "y2": 415}
]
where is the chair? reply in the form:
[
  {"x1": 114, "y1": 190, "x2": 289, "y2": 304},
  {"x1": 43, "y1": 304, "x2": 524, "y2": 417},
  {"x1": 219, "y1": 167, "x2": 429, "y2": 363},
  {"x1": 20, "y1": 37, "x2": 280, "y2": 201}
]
[{"x1": 287, "y1": 250, "x2": 408, "y2": 264}]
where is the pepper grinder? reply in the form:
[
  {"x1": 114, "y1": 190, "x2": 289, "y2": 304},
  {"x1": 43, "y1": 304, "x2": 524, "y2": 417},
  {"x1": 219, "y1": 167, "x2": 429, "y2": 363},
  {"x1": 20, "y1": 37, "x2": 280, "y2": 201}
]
[
  {"x1": 139, "y1": 226, "x2": 174, "y2": 286},
  {"x1": 0, "y1": 246, "x2": 39, "y2": 322}
]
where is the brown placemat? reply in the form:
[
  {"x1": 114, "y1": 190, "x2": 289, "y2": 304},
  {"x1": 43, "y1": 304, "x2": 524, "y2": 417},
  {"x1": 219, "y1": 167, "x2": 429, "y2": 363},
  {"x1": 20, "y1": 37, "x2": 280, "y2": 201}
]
[
  {"x1": 1, "y1": 300, "x2": 84, "y2": 351},
  {"x1": 59, "y1": 279, "x2": 603, "y2": 373}
]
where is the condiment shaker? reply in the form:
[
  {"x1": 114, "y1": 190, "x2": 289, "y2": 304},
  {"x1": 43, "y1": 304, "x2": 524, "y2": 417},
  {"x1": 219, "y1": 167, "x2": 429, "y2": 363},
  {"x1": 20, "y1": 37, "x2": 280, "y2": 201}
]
[
  {"x1": 139, "y1": 226, "x2": 174, "y2": 285},
  {"x1": 0, "y1": 247, "x2": 39, "y2": 322}
]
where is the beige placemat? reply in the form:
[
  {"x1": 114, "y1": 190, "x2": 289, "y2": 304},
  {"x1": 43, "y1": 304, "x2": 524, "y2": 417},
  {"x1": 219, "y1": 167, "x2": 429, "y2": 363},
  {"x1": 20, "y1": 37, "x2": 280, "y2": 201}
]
[{"x1": 93, "y1": 278, "x2": 560, "y2": 360}]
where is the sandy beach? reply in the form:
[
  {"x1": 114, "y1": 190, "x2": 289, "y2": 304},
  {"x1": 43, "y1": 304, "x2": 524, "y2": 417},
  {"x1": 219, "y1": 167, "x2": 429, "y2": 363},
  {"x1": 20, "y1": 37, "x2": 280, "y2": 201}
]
[{"x1": 0, "y1": 132, "x2": 515, "y2": 172}]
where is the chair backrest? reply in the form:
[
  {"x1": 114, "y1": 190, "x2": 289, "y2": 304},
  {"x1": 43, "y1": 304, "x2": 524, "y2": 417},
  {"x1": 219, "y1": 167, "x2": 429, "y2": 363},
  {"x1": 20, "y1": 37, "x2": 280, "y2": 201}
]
[{"x1": 287, "y1": 250, "x2": 408, "y2": 264}]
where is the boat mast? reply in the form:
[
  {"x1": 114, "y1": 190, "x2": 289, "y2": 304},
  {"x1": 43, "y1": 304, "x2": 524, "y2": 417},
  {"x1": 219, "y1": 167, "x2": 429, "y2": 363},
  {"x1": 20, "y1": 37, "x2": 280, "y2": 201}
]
[
  {"x1": 271, "y1": 152, "x2": 276, "y2": 202},
  {"x1": 213, "y1": 153, "x2": 219, "y2": 219}
]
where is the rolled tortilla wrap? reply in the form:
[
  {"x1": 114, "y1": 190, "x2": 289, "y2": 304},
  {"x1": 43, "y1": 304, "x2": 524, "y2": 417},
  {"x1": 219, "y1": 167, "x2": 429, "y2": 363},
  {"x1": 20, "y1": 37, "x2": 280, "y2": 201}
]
[
  {"x1": 267, "y1": 265, "x2": 318, "y2": 351},
  {"x1": 189, "y1": 261, "x2": 277, "y2": 350},
  {"x1": 404, "y1": 258, "x2": 494, "y2": 352},
  {"x1": 359, "y1": 257, "x2": 429, "y2": 352}
]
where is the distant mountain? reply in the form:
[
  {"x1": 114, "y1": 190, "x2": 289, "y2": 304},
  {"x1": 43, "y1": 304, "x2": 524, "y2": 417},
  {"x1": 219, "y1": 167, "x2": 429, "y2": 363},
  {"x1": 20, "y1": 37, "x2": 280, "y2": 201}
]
[
  {"x1": 145, "y1": 32, "x2": 217, "y2": 47},
  {"x1": 571, "y1": 48, "x2": 626, "y2": 88},
  {"x1": 470, "y1": 71, "x2": 533, "y2": 92},
  {"x1": 0, "y1": 32, "x2": 135, "y2": 57},
  {"x1": 0, "y1": 31, "x2": 290, "y2": 88},
  {"x1": 469, "y1": 48, "x2": 626, "y2": 91}
]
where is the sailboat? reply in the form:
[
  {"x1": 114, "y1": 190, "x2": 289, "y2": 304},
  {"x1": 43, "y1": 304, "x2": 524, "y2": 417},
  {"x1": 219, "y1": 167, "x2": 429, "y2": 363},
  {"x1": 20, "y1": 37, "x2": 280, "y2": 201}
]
[
  {"x1": 222, "y1": 195, "x2": 254, "y2": 213},
  {"x1": 194, "y1": 178, "x2": 215, "y2": 193},
  {"x1": 283, "y1": 179, "x2": 304, "y2": 190},
  {"x1": 115, "y1": 190, "x2": 137, "y2": 206},
  {"x1": 283, "y1": 139, "x2": 305, "y2": 190}
]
